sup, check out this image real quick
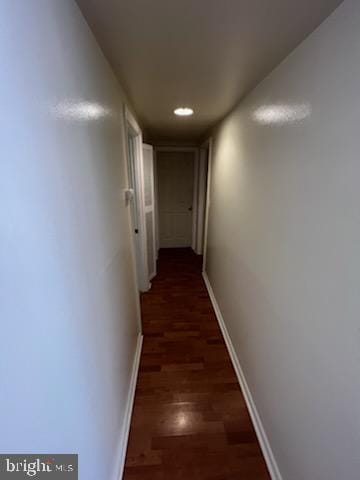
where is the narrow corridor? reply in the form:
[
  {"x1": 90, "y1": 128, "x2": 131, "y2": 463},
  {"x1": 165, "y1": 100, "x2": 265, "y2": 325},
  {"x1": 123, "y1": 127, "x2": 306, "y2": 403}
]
[{"x1": 123, "y1": 249, "x2": 270, "y2": 479}]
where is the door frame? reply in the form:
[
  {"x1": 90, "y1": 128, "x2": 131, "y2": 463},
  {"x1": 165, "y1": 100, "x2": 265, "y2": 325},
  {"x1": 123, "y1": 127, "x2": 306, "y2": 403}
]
[
  {"x1": 142, "y1": 143, "x2": 157, "y2": 281},
  {"x1": 154, "y1": 146, "x2": 199, "y2": 252},
  {"x1": 124, "y1": 106, "x2": 150, "y2": 292},
  {"x1": 195, "y1": 145, "x2": 209, "y2": 255},
  {"x1": 201, "y1": 137, "x2": 213, "y2": 272},
  {"x1": 153, "y1": 148, "x2": 160, "y2": 258}
]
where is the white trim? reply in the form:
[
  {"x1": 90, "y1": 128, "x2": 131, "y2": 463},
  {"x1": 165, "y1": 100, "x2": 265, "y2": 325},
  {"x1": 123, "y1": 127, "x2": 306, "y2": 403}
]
[
  {"x1": 125, "y1": 107, "x2": 141, "y2": 135},
  {"x1": 124, "y1": 105, "x2": 150, "y2": 292},
  {"x1": 202, "y1": 138, "x2": 212, "y2": 271},
  {"x1": 142, "y1": 143, "x2": 157, "y2": 281},
  {"x1": 114, "y1": 333, "x2": 143, "y2": 480},
  {"x1": 155, "y1": 146, "x2": 198, "y2": 153},
  {"x1": 154, "y1": 146, "x2": 199, "y2": 252},
  {"x1": 121, "y1": 104, "x2": 142, "y2": 334},
  {"x1": 191, "y1": 152, "x2": 199, "y2": 251},
  {"x1": 195, "y1": 148, "x2": 208, "y2": 255},
  {"x1": 202, "y1": 272, "x2": 283, "y2": 480},
  {"x1": 153, "y1": 149, "x2": 160, "y2": 259}
]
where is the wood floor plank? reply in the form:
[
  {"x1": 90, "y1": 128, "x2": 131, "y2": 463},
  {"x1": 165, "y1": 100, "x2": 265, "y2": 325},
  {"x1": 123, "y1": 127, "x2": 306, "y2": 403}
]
[{"x1": 123, "y1": 248, "x2": 270, "y2": 480}]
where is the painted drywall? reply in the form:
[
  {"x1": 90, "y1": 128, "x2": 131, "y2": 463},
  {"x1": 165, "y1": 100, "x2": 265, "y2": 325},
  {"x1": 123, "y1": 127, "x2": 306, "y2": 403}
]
[
  {"x1": 76, "y1": 0, "x2": 342, "y2": 141},
  {"x1": 0, "y1": 1, "x2": 140, "y2": 479},
  {"x1": 205, "y1": 1, "x2": 360, "y2": 478}
]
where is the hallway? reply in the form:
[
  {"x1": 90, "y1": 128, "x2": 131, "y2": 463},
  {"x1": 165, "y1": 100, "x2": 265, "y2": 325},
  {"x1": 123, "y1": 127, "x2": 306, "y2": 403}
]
[
  {"x1": 123, "y1": 249, "x2": 270, "y2": 480},
  {"x1": 3, "y1": 1, "x2": 360, "y2": 479}
]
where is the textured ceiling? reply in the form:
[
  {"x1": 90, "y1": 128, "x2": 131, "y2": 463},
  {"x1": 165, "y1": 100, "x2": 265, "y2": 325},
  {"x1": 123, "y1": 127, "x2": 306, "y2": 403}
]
[{"x1": 76, "y1": 0, "x2": 342, "y2": 142}]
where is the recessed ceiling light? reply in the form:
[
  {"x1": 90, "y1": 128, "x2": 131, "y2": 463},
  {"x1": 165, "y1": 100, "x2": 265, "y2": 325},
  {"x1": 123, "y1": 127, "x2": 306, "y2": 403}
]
[{"x1": 174, "y1": 107, "x2": 194, "y2": 116}]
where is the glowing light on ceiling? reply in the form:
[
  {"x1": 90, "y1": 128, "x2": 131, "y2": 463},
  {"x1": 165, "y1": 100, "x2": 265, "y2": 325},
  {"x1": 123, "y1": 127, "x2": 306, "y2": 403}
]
[
  {"x1": 252, "y1": 103, "x2": 311, "y2": 125},
  {"x1": 52, "y1": 100, "x2": 111, "y2": 121},
  {"x1": 174, "y1": 107, "x2": 194, "y2": 116}
]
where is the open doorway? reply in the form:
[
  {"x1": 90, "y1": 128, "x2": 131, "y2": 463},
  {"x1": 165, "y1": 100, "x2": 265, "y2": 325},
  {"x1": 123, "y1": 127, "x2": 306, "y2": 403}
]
[
  {"x1": 154, "y1": 144, "x2": 211, "y2": 262},
  {"x1": 196, "y1": 141, "x2": 210, "y2": 257},
  {"x1": 156, "y1": 148, "x2": 197, "y2": 249},
  {"x1": 125, "y1": 107, "x2": 156, "y2": 292},
  {"x1": 199, "y1": 138, "x2": 212, "y2": 271}
]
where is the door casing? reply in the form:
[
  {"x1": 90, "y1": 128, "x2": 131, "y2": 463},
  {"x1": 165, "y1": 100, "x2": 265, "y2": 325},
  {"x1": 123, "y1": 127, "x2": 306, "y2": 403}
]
[
  {"x1": 142, "y1": 143, "x2": 157, "y2": 280},
  {"x1": 155, "y1": 146, "x2": 199, "y2": 252},
  {"x1": 124, "y1": 106, "x2": 150, "y2": 292}
]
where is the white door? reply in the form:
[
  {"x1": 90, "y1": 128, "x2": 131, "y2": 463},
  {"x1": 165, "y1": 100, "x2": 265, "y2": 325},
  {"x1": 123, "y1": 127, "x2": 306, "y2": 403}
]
[
  {"x1": 142, "y1": 144, "x2": 156, "y2": 280},
  {"x1": 127, "y1": 133, "x2": 145, "y2": 290},
  {"x1": 157, "y1": 151, "x2": 194, "y2": 248}
]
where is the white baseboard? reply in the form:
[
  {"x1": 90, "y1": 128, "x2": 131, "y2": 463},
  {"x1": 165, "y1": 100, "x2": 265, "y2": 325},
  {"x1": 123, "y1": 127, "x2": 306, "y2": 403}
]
[
  {"x1": 202, "y1": 272, "x2": 282, "y2": 480},
  {"x1": 115, "y1": 333, "x2": 143, "y2": 480}
]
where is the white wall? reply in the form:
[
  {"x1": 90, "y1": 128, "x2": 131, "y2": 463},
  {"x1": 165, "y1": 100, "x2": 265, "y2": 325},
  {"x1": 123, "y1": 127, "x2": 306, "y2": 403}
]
[
  {"x1": 0, "y1": 1, "x2": 140, "y2": 479},
  {"x1": 206, "y1": 1, "x2": 360, "y2": 478}
]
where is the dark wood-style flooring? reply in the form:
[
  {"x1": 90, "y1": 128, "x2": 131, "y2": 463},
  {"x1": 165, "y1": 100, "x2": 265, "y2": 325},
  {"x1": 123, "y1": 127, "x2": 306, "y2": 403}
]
[{"x1": 123, "y1": 248, "x2": 270, "y2": 480}]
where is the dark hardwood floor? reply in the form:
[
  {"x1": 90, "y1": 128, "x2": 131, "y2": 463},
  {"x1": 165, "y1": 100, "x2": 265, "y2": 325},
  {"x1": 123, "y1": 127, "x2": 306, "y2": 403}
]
[{"x1": 123, "y1": 248, "x2": 270, "y2": 480}]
